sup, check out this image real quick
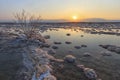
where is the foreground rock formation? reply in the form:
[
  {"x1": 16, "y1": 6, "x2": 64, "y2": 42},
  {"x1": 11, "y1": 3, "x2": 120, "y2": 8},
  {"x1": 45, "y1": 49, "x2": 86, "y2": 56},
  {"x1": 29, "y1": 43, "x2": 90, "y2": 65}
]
[
  {"x1": 0, "y1": 27, "x2": 101, "y2": 80},
  {"x1": 0, "y1": 27, "x2": 57, "y2": 80},
  {"x1": 99, "y1": 45, "x2": 120, "y2": 54}
]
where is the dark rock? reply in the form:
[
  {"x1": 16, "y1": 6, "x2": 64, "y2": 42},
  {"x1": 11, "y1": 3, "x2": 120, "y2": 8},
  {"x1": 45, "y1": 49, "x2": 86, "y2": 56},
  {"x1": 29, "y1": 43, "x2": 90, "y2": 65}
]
[
  {"x1": 81, "y1": 35, "x2": 84, "y2": 37},
  {"x1": 54, "y1": 42, "x2": 62, "y2": 44},
  {"x1": 52, "y1": 46, "x2": 58, "y2": 49},
  {"x1": 99, "y1": 45, "x2": 109, "y2": 49},
  {"x1": 65, "y1": 41, "x2": 72, "y2": 44},
  {"x1": 74, "y1": 46, "x2": 81, "y2": 49},
  {"x1": 81, "y1": 45, "x2": 87, "y2": 47},
  {"x1": 66, "y1": 33, "x2": 71, "y2": 36},
  {"x1": 107, "y1": 46, "x2": 116, "y2": 51}
]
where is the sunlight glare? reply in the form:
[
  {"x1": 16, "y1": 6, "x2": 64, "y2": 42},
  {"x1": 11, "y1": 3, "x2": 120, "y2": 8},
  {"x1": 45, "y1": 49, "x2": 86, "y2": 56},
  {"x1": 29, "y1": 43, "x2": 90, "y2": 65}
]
[{"x1": 72, "y1": 16, "x2": 78, "y2": 20}]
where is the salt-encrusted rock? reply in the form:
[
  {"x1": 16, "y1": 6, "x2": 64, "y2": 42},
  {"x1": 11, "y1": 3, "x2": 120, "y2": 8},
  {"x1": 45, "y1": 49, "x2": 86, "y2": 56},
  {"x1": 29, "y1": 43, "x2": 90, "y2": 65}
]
[
  {"x1": 44, "y1": 75, "x2": 57, "y2": 80},
  {"x1": 46, "y1": 54, "x2": 56, "y2": 60},
  {"x1": 18, "y1": 33, "x2": 27, "y2": 39},
  {"x1": 0, "y1": 28, "x2": 58, "y2": 80},
  {"x1": 100, "y1": 51, "x2": 112, "y2": 56},
  {"x1": 48, "y1": 49, "x2": 56, "y2": 54},
  {"x1": 25, "y1": 30, "x2": 46, "y2": 43},
  {"x1": 27, "y1": 39, "x2": 43, "y2": 47},
  {"x1": 7, "y1": 29, "x2": 20, "y2": 36},
  {"x1": 54, "y1": 59, "x2": 64, "y2": 63},
  {"x1": 35, "y1": 48, "x2": 55, "y2": 61},
  {"x1": 52, "y1": 46, "x2": 58, "y2": 49},
  {"x1": 42, "y1": 43, "x2": 51, "y2": 48},
  {"x1": 115, "y1": 47, "x2": 120, "y2": 53},
  {"x1": 35, "y1": 70, "x2": 51, "y2": 80},
  {"x1": 84, "y1": 68, "x2": 97, "y2": 79},
  {"x1": 83, "y1": 52, "x2": 91, "y2": 57},
  {"x1": 99, "y1": 45, "x2": 109, "y2": 49},
  {"x1": 100, "y1": 44, "x2": 120, "y2": 54},
  {"x1": 36, "y1": 65, "x2": 52, "y2": 75},
  {"x1": 64, "y1": 55, "x2": 76, "y2": 63},
  {"x1": 107, "y1": 45, "x2": 116, "y2": 51}
]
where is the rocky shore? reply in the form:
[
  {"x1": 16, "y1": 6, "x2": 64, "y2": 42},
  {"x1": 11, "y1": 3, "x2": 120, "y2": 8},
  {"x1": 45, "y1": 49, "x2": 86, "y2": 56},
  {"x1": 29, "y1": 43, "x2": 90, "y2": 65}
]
[
  {"x1": 0, "y1": 27, "x2": 60, "y2": 80},
  {"x1": 0, "y1": 27, "x2": 101, "y2": 80}
]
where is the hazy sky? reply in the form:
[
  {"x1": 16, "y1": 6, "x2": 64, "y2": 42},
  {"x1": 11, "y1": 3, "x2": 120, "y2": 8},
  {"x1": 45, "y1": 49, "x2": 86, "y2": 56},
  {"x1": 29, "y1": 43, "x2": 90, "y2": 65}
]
[{"x1": 0, "y1": 0, "x2": 120, "y2": 21}]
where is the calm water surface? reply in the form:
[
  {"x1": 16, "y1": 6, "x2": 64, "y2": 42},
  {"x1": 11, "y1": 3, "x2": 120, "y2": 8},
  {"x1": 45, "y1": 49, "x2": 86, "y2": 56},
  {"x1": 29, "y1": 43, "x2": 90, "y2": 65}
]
[
  {"x1": 41, "y1": 27, "x2": 120, "y2": 58},
  {"x1": 41, "y1": 27, "x2": 120, "y2": 80}
]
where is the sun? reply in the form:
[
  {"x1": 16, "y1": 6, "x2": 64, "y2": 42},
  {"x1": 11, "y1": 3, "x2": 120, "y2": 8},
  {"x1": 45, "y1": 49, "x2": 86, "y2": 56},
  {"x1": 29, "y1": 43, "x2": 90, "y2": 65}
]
[{"x1": 72, "y1": 16, "x2": 78, "y2": 20}]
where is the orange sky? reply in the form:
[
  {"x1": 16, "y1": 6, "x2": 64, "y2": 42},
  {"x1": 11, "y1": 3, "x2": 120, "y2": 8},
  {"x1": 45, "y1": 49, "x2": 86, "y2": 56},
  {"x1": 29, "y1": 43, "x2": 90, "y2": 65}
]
[{"x1": 0, "y1": 0, "x2": 120, "y2": 21}]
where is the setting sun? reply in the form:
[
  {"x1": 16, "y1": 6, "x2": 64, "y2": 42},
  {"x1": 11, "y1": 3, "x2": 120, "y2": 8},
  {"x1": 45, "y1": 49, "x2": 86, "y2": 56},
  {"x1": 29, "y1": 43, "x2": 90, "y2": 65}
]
[{"x1": 72, "y1": 16, "x2": 78, "y2": 20}]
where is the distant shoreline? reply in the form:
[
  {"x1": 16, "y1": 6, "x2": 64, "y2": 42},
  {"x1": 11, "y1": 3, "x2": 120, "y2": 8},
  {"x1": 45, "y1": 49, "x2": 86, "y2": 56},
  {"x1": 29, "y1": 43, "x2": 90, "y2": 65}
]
[{"x1": 0, "y1": 22, "x2": 120, "y2": 25}]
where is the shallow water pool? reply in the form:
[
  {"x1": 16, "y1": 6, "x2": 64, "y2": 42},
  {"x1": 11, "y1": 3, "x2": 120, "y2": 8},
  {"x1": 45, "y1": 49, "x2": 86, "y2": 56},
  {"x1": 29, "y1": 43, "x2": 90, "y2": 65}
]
[{"x1": 41, "y1": 27, "x2": 120, "y2": 80}]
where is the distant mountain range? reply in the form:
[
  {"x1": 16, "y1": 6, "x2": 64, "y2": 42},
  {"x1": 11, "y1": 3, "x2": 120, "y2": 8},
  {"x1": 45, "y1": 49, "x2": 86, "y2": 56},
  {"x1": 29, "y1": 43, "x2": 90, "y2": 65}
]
[
  {"x1": 80, "y1": 18, "x2": 120, "y2": 22},
  {"x1": 30, "y1": 18, "x2": 120, "y2": 22},
  {"x1": 39, "y1": 18, "x2": 120, "y2": 23},
  {"x1": 0, "y1": 18, "x2": 120, "y2": 23}
]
